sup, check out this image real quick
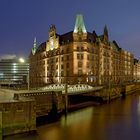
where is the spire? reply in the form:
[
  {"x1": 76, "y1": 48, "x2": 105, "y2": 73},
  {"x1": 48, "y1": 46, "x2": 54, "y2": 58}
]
[
  {"x1": 104, "y1": 25, "x2": 108, "y2": 37},
  {"x1": 103, "y1": 25, "x2": 109, "y2": 43},
  {"x1": 34, "y1": 37, "x2": 36, "y2": 47},
  {"x1": 74, "y1": 14, "x2": 87, "y2": 33},
  {"x1": 32, "y1": 37, "x2": 37, "y2": 55}
]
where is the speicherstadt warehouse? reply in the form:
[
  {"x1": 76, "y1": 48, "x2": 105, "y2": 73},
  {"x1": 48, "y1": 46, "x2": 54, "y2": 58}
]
[{"x1": 29, "y1": 14, "x2": 139, "y2": 88}]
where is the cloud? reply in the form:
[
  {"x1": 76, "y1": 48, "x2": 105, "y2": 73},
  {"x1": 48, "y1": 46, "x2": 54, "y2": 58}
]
[{"x1": 0, "y1": 54, "x2": 17, "y2": 60}]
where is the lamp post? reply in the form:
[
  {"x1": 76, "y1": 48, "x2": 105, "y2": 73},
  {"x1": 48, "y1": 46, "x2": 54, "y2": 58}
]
[
  {"x1": 19, "y1": 58, "x2": 29, "y2": 90},
  {"x1": 64, "y1": 82, "x2": 68, "y2": 114},
  {"x1": 27, "y1": 70, "x2": 29, "y2": 91},
  {"x1": 108, "y1": 75, "x2": 111, "y2": 103}
]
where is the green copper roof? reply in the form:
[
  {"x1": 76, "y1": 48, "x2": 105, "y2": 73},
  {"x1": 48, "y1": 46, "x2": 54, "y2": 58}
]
[
  {"x1": 74, "y1": 14, "x2": 87, "y2": 33},
  {"x1": 32, "y1": 37, "x2": 37, "y2": 55}
]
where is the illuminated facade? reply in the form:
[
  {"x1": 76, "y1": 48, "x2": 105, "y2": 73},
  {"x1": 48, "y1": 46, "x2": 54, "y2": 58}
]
[
  {"x1": 134, "y1": 59, "x2": 140, "y2": 82},
  {"x1": 29, "y1": 14, "x2": 134, "y2": 87},
  {"x1": 0, "y1": 57, "x2": 29, "y2": 86}
]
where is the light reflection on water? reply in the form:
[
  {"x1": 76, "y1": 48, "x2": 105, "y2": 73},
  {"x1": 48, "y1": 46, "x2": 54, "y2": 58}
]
[
  {"x1": 61, "y1": 108, "x2": 93, "y2": 126},
  {"x1": 5, "y1": 92, "x2": 140, "y2": 140}
]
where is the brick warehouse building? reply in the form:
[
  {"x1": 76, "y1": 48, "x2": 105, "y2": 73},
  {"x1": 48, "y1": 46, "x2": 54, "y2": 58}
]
[{"x1": 29, "y1": 14, "x2": 134, "y2": 88}]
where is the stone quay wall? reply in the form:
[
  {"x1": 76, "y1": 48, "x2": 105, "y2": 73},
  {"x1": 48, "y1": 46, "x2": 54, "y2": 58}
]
[{"x1": 0, "y1": 100, "x2": 36, "y2": 136}]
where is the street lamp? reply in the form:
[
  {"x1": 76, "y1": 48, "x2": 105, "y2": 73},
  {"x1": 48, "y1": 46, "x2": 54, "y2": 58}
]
[
  {"x1": 19, "y1": 58, "x2": 29, "y2": 90},
  {"x1": 19, "y1": 58, "x2": 25, "y2": 63}
]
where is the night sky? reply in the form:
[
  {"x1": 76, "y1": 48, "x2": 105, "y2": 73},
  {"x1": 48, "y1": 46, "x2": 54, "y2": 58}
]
[{"x1": 0, "y1": 0, "x2": 140, "y2": 59}]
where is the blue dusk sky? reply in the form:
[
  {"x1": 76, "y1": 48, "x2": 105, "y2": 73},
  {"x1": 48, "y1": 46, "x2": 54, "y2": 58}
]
[{"x1": 0, "y1": 0, "x2": 140, "y2": 58}]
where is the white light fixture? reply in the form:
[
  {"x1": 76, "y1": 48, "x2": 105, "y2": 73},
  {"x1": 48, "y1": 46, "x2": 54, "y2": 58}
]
[{"x1": 19, "y1": 58, "x2": 25, "y2": 63}]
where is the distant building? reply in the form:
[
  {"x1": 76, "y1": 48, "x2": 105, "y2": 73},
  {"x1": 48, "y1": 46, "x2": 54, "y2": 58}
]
[
  {"x1": 0, "y1": 56, "x2": 29, "y2": 86},
  {"x1": 29, "y1": 14, "x2": 134, "y2": 88},
  {"x1": 134, "y1": 59, "x2": 140, "y2": 82}
]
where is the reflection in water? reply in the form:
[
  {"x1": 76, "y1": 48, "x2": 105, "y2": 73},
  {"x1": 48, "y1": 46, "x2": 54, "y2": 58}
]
[
  {"x1": 5, "y1": 92, "x2": 140, "y2": 140},
  {"x1": 61, "y1": 108, "x2": 93, "y2": 126}
]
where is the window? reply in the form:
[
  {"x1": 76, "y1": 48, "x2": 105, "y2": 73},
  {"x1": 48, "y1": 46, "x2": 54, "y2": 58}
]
[
  {"x1": 77, "y1": 54, "x2": 84, "y2": 59},
  {"x1": 78, "y1": 61, "x2": 83, "y2": 67},
  {"x1": 61, "y1": 57, "x2": 64, "y2": 61},
  {"x1": 47, "y1": 60, "x2": 49, "y2": 64},
  {"x1": 87, "y1": 62, "x2": 89, "y2": 68},
  {"x1": 77, "y1": 54, "x2": 80, "y2": 59},
  {"x1": 78, "y1": 70, "x2": 82, "y2": 75},
  {"x1": 4, "y1": 104, "x2": 11, "y2": 112},
  {"x1": 66, "y1": 48, "x2": 69, "y2": 53},
  {"x1": 66, "y1": 70, "x2": 69, "y2": 76},
  {"x1": 61, "y1": 50, "x2": 64, "y2": 54},
  {"x1": 67, "y1": 55, "x2": 69, "y2": 60},
  {"x1": 51, "y1": 65, "x2": 54, "y2": 69},
  {"x1": 61, "y1": 71, "x2": 64, "y2": 76},
  {"x1": 92, "y1": 55, "x2": 94, "y2": 60},
  {"x1": 61, "y1": 64, "x2": 64, "y2": 69},
  {"x1": 87, "y1": 55, "x2": 90, "y2": 60},
  {"x1": 66, "y1": 63, "x2": 69, "y2": 68},
  {"x1": 87, "y1": 47, "x2": 90, "y2": 52},
  {"x1": 77, "y1": 46, "x2": 80, "y2": 51},
  {"x1": 55, "y1": 72, "x2": 58, "y2": 77},
  {"x1": 56, "y1": 58, "x2": 58, "y2": 62},
  {"x1": 77, "y1": 46, "x2": 84, "y2": 51}
]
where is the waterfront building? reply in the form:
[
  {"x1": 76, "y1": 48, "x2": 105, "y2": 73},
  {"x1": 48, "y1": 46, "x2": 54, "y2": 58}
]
[
  {"x1": 134, "y1": 59, "x2": 140, "y2": 82},
  {"x1": 29, "y1": 14, "x2": 134, "y2": 88},
  {"x1": 0, "y1": 56, "x2": 29, "y2": 86}
]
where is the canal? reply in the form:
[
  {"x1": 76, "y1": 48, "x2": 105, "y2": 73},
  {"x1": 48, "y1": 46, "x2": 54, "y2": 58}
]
[{"x1": 5, "y1": 91, "x2": 140, "y2": 140}]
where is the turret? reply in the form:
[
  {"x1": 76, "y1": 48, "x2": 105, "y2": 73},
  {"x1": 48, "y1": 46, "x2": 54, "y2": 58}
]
[
  {"x1": 103, "y1": 25, "x2": 109, "y2": 44},
  {"x1": 73, "y1": 14, "x2": 87, "y2": 41},
  {"x1": 49, "y1": 24, "x2": 56, "y2": 38},
  {"x1": 32, "y1": 37, "x2": 37, "y2": 55}
]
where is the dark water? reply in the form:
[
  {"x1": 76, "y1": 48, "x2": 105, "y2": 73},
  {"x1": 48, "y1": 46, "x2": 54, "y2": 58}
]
[{"x1": 5, "y1": 91, "x2": 140, "y2": 140}]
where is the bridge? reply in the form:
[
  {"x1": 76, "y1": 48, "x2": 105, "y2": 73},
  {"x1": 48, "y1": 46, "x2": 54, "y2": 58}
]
[
  {"x1": 39, "y1": 84, "x2": 103, "y2": 95},
  {"x1": 0, "y1": 84, "x2": 104, "y2": 136}
]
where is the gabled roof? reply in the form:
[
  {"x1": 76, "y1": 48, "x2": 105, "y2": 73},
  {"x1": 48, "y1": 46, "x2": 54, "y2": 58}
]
[
  {"x1": 36, "y1": 42, "x2": 46, "y2": 53},
  {"x1": 87, "y1": 32, "x2": 97, "y2": 43},
  {"x1": 59, "y1": 31, "x2": 73, "y2": 45},
  {"x1": 110, "y1": 40, "x2": 121, "y2": 51},
  {"x1": 98, "y1": 35, "x2": 104, "y2": 42}
]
